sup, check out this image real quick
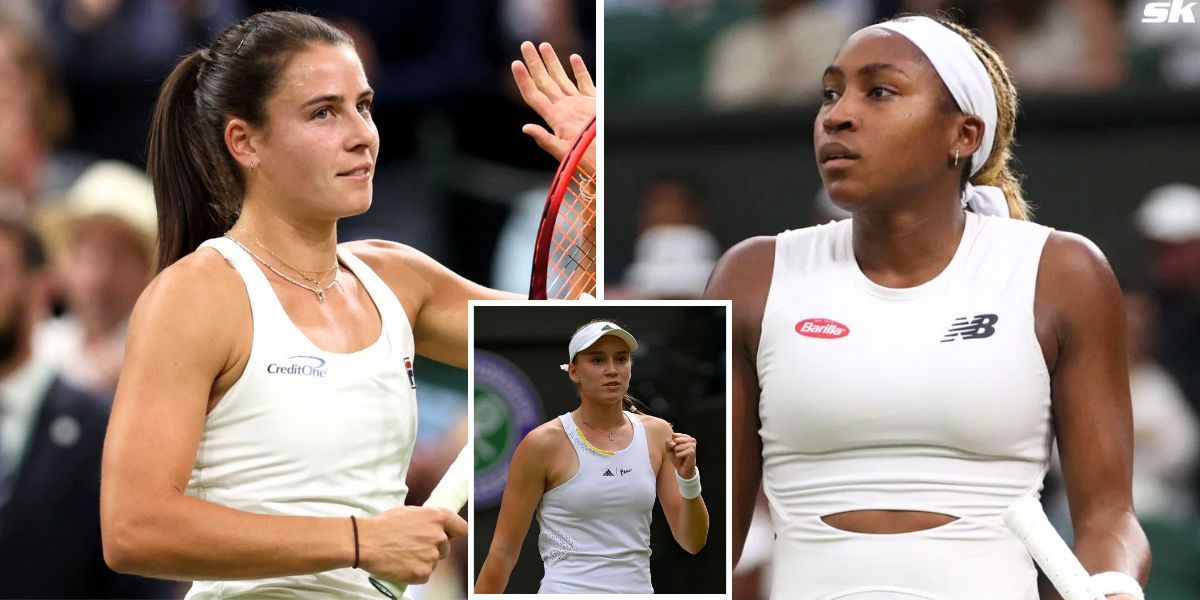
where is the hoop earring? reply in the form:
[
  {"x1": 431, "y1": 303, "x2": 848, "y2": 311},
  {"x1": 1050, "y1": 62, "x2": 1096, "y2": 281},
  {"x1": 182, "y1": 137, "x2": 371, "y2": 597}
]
[{"x1": 953, "y1": 149, "x2": 960, "y2": 168}]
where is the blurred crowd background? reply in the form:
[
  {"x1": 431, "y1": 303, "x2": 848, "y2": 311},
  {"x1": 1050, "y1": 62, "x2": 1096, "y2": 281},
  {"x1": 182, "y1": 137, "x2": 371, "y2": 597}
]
[
  {"x1": 603, "y1": 0, "x2": 1200, "y2": 598},
  {"x1": 0, "y1": 0, "x2": 593, "y2": 598},
  {"x1": 471, "y1": 303, "x2": 727, "y2": 594}
]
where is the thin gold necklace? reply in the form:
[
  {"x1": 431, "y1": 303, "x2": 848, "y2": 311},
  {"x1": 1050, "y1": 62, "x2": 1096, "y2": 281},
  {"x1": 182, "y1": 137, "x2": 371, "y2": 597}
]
[
  {"x1": 579, "y1": 411, "x2": 626, "y2": 442},
  {"x1": 223, "y1": 232, "x2": 340, "y2": 303},
  {"x1": 240, "y1": 228, "x2": 338, "y2": 286}
]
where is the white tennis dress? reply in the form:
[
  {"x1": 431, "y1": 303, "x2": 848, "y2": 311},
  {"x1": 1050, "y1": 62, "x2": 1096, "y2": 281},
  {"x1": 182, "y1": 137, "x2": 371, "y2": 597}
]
[
  {"x1": 184, "y1": 237, "x2": 419, "y2": 599},
  {"x1": 535, "y1": 411, "x2": 657, "y2": 593},
  {"x1": 757, "y1": 212, "x2": 1054, "y2": 599}
]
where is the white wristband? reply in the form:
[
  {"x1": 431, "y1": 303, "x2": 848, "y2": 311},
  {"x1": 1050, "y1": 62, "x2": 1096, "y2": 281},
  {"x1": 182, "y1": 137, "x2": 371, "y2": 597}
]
[
  {"x1": 1090, "y1": 571, "x2": 1143, "y2": 600},
  {"x1": 675, "y1": 466, "x2": 701, "y2": 500}
]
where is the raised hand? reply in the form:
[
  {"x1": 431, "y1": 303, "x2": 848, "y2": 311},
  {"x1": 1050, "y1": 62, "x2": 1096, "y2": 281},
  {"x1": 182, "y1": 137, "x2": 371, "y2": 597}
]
[
  {"x1": 667, "y1": 432, "x2": 698, "y2": 480},
  {"x1": 511, "y1": 41, "x2": 596, "y2": 165}
]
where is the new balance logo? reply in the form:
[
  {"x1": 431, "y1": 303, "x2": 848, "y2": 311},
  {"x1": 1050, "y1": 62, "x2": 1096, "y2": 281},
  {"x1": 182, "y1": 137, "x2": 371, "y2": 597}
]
[
  {"x1": 1142, "y1": 0, "x2": 1196, "y2": 23},
  {"x1": 620, "y1": 468, "x2": 632, "y2": 476},
  {"x1": 941, "y1": 314, "x2": 999, "y2": 342},
  {"x1": 602, "y1": 469, "x2": 615, "y2": 477}
]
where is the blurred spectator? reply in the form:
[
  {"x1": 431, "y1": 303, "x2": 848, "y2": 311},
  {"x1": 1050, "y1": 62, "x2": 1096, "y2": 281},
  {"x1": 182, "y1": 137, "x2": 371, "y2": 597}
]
[
  {"x1": 1125, "y1": 290, "x2": 1199, "y2": 520},
  {"x1": 1136, "y1": 183, "x2": 1200, "y2": 411},
  {"x1": 42, "y1": 0, "x2": 241, "y2": 165},
  {"x1": 607, "y1": 1, "x2": 751, "y2": 111},
  {"x1": 0, "y1": 218, "x2": 175, "y2": 598},
  {"x1": 619, "y1": 177, "x2": 719, "y2": 299},
  {"x1": 0, "y1": 8, "x2": 72, "y2": 217},
  {"x1": 705, "y1": 0, "x2": 860, "y2": 109},
  {"x1": 36, "y1": 161, "x2": 155, "y2": 396},
  {"x1": 973, "y1": 0, "x2": 1127, "y2": 94}
]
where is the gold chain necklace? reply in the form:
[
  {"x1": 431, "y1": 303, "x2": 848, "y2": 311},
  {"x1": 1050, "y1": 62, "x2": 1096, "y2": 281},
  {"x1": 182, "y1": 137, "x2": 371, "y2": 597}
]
[
  {"x1": 240, "y1": 229, "x2": 338, "y2": 286},
  {"x1": 579, "y1": 412, "x2": 626, "y2": 442},
  {"x1": 223, "y1": 232, "x2": 340, "y2": 303}
]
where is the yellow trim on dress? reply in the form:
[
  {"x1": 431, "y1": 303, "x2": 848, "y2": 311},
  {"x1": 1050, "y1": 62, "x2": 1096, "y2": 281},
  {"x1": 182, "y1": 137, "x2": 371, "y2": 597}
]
[{"x1": 576, "y1": 426, "x2": 614, "y2": 455}]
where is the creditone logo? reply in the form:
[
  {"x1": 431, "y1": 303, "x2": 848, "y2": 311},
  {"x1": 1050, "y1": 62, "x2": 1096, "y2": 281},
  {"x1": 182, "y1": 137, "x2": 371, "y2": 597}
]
[
  {"x1": 941, "y1": 314, "x2": 999, "y2": 342},
  {"x1": 266, "y1": 355, "x2": 327, "y2": 377},
  {"x1": 1142, "y1": 0, "x2": 1196, "y2": 22},
  {"x1": 795, "y1": 318, "x2": 850, "y2": 339}
]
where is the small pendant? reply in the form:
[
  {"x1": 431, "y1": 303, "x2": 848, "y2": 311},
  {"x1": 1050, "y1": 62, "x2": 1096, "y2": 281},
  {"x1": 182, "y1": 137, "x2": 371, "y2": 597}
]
[
  {"x1": 607, "y1": 433, "x2": 614, "y2": 441},
  {"x1": 316, "y1": 289, "x2": 326, "y2": 303}
]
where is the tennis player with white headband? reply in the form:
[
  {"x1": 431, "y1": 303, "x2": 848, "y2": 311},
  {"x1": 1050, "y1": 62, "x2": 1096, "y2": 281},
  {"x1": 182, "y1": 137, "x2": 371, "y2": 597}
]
[
  {"x1": 476, "y1": 319, "x2": 709, "y2": 593},
  {"x1": 709, "y1": 14, "x2": 1150, "y2": 599}
]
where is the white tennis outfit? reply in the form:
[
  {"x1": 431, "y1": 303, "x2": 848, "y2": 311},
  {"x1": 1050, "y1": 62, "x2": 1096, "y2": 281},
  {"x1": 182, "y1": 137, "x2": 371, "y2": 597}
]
[
  {"x1": 536, "y1": 412, "x2": 657, "y2": 593},
  {"x1": 184, "y1": 237, "x2": 419, "y2": 599},
  {"x1": 757, "y1": 212, "x2": 1054, "y2": 599}
]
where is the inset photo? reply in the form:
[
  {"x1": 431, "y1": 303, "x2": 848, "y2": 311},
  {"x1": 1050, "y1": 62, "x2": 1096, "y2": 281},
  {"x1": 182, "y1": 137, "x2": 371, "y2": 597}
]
[{"x1": 471, "y1": 302, "x2": 729, "y2": 597}]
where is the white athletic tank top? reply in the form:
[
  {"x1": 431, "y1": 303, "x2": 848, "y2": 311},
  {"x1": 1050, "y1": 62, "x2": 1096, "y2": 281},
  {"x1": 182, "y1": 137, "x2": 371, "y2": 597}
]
[
  {"x1": 536, "y1": 412, "x2": 657, "y2": 593},
  {"x1": 184, "y1": 237, "x2": 419, "y2": 599},
  {"x1": 757, "y1": 212, "x2": 1054, "y2": 599}
]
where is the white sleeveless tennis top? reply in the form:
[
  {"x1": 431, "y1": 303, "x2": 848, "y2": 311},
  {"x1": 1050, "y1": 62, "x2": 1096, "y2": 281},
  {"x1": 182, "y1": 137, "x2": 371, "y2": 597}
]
[
  {"x1": 757, "y1": 211, "x2": 1054, "y2": 599},
  {"x1": 184, "y1": 237, "x2": 419, "y2": 599},
  {"x1": 535, "y1": 412, "x2": 657, "y2": 593}
]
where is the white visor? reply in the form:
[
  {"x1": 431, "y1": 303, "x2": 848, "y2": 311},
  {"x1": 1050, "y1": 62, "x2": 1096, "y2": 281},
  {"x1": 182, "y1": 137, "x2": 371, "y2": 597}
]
[{"x1": 560, "y1": 322, "x2": 639, "y2": 371}]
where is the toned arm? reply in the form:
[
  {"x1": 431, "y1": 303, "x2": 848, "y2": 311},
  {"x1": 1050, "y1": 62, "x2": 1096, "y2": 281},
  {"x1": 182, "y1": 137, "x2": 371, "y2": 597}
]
[
  {"x1": 1036, "y1": 232, "x2": 1151, "y2": 595},
  {"x1": 475, "y1": 426, "x2": 554, "y2": 593},
  {"x1": 704, "y1": 236, "x2": 775, "y2": 568}
]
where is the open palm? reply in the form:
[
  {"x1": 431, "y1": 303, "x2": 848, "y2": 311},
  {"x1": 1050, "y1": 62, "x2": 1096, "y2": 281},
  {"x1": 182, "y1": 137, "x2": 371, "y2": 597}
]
[{"x1": 511, "y1": 41, "x2": 596, "y2": 166}]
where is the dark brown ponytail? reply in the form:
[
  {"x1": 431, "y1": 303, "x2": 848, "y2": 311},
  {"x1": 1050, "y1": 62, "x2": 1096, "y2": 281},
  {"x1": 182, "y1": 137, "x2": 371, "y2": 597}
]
[{"x1": 147, "y1": 11, "x2": 352, "y2": 272}]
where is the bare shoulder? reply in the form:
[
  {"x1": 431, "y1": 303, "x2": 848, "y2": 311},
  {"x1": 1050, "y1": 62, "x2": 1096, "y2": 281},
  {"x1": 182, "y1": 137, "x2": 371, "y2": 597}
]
[
  {"x1": 126, "y1": 248, "x2": 248, "y2": 368},
  {"x1": 1038, "y1": 231, "x2": 1121, "y2": 302},
  {"x1": 521, "y1": 419, "x2": 568, "y2": 449},
  {"x1": 1036, "y1": 231, "x2": 1123, "y2": 331},
  {"x1": 511, "y1": 419, "x2": 570, "y2": 466},
  {"x1": 635, "y1": 413, "x2": 674, "y2": 441},
  {"x1": 134, "y1": 249, "x2": 246, "y2": 327},
  {"x1": 704, "y1": 236, "x2": 776, "y2": 294},
  {"x1": 341, "y1": 239, "x2": 435, "y2": 280}
]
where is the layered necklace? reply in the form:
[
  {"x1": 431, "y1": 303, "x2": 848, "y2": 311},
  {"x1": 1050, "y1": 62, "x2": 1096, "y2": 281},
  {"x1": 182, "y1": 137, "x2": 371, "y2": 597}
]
[{"x1": 224, "y1": 229, "x2": 340, "y2": 303}]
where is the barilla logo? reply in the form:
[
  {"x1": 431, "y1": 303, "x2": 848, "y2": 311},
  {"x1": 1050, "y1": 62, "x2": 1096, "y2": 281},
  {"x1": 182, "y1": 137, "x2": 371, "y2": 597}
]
[
  {"x1": 795, "y1": 318, "x2": 850, "y2": 339},
  {"x1": 1142, "y1": 0, "x2": 1196, "y2": 22},
  {"x1": 266, "y1": 355, "x2": 328, "y2": 378}
]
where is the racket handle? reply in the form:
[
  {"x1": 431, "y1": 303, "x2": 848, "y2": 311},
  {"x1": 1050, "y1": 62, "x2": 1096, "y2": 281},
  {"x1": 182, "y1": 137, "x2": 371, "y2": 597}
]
[
  {"x1": 370, "y1": 447, "x2": 471, "y2": 599},
  {"x1": 1003, "y1": 496, "x2": 1103, "y2": 600}
]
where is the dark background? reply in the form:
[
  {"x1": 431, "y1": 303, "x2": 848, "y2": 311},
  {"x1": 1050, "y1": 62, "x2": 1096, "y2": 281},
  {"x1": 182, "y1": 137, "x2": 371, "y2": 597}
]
[{"x1": 472, "y1": 303, "x2": 727, "y2": 594}]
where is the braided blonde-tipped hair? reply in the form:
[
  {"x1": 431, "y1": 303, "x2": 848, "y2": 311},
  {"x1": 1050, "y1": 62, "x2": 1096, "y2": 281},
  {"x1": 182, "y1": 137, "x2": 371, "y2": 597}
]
[{"x1": 934, "y1": 18, "x2": 1030, "y2": 221}]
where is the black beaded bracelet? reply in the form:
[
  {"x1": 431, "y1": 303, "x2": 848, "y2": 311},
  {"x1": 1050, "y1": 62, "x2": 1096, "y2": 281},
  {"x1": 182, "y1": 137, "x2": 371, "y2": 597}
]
[{"x1": 350, "y1": 515, "x2": 360, "y2": 569}]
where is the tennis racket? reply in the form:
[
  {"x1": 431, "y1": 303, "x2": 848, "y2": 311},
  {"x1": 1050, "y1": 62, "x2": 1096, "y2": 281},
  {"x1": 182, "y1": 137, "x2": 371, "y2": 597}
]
[
  {"x1": 369, "y1": 447, "x2": 471, "y2": 599},
  {"x1": 528, "y1": 116, "x2": 597, "y2": 300},
  {"x1": 1003, "y1": 496, "x2": 1103, "y2": 600}
]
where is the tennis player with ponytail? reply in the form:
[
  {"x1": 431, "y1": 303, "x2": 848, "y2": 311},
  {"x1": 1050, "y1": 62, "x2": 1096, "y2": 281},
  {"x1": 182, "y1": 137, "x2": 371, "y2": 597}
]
[
  {"x1": 710, "y1": 15, "x2": 1150, "y2": 599},
  {"x1": 475, "y1": 319, "x2": 709, "y2": 594},
  {"x1": 96, "y1": 11, "x2": 586, "y2": 598}
]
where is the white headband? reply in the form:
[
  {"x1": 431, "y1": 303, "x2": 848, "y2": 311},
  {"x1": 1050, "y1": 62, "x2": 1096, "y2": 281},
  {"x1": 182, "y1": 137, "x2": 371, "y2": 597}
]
[
  {"x1": 864, "y1": 16, "x2": 1009, "y2": 218},
  {"x1": 560, "y1": 322, "x2": 639, "y2": 372}
]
